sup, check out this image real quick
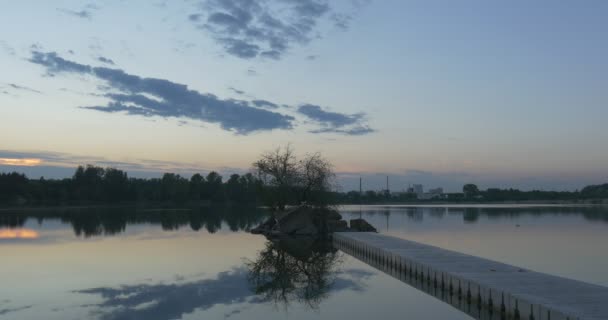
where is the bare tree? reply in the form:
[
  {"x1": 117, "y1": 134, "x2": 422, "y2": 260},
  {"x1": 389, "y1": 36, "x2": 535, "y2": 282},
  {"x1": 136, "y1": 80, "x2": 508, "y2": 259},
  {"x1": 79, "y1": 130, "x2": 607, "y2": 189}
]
[
  {"x1": 253, "y1": 145, "x2": 300, "y2": 210},
  {"x1": 298, "y1": 152, "x2": 335, "y2": 206},
  {"x1": 253, "y1": 145, "x2": 336, "y2": 210}
]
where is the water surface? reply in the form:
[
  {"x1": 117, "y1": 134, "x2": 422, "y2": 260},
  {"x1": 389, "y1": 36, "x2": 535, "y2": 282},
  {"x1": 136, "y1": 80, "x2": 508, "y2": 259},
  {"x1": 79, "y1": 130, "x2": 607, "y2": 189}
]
[{"x1": 1, "y1": 205, "x2": 607, "y2": 320}]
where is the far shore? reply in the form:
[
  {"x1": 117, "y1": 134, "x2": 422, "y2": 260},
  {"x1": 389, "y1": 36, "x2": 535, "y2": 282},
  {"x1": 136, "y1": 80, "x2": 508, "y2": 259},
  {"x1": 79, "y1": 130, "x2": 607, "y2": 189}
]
[{"x1": 1, "y1": 199, "x2": 607, "y2": 212}]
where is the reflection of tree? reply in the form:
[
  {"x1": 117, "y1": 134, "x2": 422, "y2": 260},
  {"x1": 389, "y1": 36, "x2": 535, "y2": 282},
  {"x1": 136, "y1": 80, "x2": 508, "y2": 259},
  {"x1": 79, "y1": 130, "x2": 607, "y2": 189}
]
[
  {"x1": 0, "y1": 206, "x2": 270, "y2": 237},
  {"x1": 246, "y1": 237, "x2": 343, "y2": 309}
]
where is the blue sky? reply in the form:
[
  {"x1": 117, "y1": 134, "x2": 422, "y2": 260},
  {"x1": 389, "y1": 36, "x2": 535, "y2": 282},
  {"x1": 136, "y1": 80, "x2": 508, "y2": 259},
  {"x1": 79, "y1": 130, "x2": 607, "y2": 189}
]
[{"x1": 1, "y1": 0, "x2": 607, "y2": 191}]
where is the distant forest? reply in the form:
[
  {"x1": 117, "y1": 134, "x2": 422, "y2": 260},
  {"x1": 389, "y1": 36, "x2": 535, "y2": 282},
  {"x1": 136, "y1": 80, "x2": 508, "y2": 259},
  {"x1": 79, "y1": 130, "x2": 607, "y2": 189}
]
[
  {"x1": 0, "y1": 165, "x2": 261, "y2": 206},
  {"x1": 1, "y1": 165, "x2": 608, "y2": 207}
]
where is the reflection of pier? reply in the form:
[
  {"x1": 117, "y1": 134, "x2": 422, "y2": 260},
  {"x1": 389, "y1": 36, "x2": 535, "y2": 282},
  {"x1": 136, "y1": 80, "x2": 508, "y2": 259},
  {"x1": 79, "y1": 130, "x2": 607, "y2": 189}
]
[{"x1": 334, "y1": 232, "x2": 608, "y2": 320}]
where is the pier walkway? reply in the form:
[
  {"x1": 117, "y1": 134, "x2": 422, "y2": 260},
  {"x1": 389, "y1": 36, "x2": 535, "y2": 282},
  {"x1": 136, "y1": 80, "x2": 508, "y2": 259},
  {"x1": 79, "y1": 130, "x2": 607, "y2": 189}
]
[{"x1": 334, "y1": 232, "x2": 608, "y2": 320}]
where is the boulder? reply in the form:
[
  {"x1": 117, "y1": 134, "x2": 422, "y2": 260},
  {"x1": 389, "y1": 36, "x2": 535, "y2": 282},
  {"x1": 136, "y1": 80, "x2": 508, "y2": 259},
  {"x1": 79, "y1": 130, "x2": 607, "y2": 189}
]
[
  {"x1": 277, "y1": 206, "x2": 318, "y2": 236},
  {"x1": 327, "y1": 219, "x2": 349, "y2": 232},
  {"x1": 349, "y1": 218, "x2": 377, "y2": 232},
  {"x1": 325, "y1": 210, "x2": 342, "y2": 221}
]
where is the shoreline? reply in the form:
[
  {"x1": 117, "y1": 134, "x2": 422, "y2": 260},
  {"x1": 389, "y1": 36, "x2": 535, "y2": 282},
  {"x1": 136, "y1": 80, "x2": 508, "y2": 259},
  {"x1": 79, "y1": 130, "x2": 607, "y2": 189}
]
[{"x1": 1, "y1": 200, "x2": 607, "y2": 212}]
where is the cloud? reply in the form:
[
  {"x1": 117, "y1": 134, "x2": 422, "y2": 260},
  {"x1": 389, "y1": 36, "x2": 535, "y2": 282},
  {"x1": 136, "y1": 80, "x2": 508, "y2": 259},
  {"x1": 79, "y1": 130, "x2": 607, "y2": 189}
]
[
  {"x1": 97, "y1": 56, "x2": 115, "y2": 65},
  {"x1": 228, "y1": 86, "x2": 245, "y2": 95},
  {"x1": 29, "y1": 51, "x2": 295, "y2": 134},
  {"x1": 0, "y1": 305, "x2": 32, "y2": 316},
  {"x1": 57, "y1": 3, "x2": 99, "y2": 19},
  {"x1": 1, "y1": 83, "x2": 42, "y2": 94},
  {"x1": 297, "y1": 104, "x2": 374, "y2": 135},
  {"x1": 330, "y1": 13, "x2": 352, "y2": 30},
  {"x1": 0, "y1": 41, "x2": 15, "y2": 56},
  {"x1": 251, "y1": 99, "x2": 279, "y2": 109},
  {"x1": 190, "y1": 0, "x2": 342, "y2": 60},
  {"x1": 0, "y1": 149, "x2": 217, "y2": 177}
]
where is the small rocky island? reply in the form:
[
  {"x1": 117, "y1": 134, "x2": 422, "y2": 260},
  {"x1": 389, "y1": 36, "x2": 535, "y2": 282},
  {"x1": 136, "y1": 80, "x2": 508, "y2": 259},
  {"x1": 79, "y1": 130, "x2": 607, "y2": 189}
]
[
  {"x1": 251, "y1": 205, "x2": 376, "y2": 237},
  {"x1": 250, "y1": 146, "x2": 376, "y2": 238}
]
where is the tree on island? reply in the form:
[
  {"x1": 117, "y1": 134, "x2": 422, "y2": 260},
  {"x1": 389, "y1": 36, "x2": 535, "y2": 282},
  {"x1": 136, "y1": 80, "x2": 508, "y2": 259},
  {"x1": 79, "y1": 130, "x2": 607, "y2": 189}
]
[
  {"x1": 463, "y1": 183, "x2": 480, "y2": 198},
  {"x1": 253, "y1": 145, "x2": 336, "y2": 210}
]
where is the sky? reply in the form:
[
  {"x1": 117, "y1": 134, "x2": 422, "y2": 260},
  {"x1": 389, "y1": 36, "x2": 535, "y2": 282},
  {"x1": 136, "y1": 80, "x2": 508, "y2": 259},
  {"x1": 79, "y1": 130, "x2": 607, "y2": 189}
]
[{"x1": 1, "y1": 0, "x2": 607, "y2": 192}]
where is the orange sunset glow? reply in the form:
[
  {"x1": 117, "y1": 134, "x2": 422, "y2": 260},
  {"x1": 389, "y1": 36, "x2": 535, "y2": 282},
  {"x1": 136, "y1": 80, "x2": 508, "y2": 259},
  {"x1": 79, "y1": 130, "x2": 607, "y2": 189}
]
[
  {"x1": 0, "y1": 228, "x2": 39, "y2": 239},
  {"x1": 0, "y1": 158, "x2": 42, "y2": 166}
]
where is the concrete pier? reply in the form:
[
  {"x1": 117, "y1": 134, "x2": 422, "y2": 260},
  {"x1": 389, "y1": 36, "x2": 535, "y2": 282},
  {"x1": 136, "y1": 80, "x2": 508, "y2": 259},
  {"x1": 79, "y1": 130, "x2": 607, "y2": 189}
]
[{"x1": 334, "y1": 232, "x2": 608, "y2": 320}]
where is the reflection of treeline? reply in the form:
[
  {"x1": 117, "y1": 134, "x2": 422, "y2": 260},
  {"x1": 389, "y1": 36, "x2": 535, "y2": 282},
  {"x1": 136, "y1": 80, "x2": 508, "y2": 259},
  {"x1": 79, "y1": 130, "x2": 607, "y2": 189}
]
[
  {"x1": 0, "y1": 165, "x2": 263, "y2": 206},
  {"x1": 0, "y1": 206, "x2": 269, "y2": 237}
]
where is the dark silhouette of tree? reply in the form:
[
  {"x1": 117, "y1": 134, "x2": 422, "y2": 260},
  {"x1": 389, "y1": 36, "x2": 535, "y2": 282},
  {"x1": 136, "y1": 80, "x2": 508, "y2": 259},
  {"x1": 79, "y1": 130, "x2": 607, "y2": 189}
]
[
  {"x1": 253, "y1": 145, "x2": 336, "y2": 210},
  {"x1": 189, "y1": 173, "x2": 204, "y2": 201},
  {"x1": 463, "y1": 183, "x2": 480, "y2": 198},
  {"x1": 103, "y1": 168, "x2": 129, "y2": 202},
  {"x1": 160, "y1": 173, "x2": 189, "y2": 203},
  {"x1": 204, "y1": 171, "x2": 224, "y2": 202}
]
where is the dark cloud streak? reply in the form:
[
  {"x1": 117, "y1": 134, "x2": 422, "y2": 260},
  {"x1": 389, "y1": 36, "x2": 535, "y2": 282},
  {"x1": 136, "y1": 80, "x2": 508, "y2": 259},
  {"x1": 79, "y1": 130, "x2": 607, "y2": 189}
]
[
  {"x1": 29, "y1": 51, "x2": 294, "y2": 134},
  {"x1": 97, "y1": 56, "x2": 115, "y2": 65},
  {"x1": 298, "y1": 104, "x2": 373, "y2": 135}
]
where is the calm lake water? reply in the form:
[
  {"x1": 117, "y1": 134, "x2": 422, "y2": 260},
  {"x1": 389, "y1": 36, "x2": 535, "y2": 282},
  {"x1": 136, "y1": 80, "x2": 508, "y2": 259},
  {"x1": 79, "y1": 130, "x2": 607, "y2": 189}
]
[{"x1": 1, "y1": 205, "x2": 607, "y2": 320}]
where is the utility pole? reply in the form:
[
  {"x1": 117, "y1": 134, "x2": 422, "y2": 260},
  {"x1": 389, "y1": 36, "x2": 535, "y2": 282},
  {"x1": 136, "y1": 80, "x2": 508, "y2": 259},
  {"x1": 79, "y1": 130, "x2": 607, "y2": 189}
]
[
  {"x1": 386, "y1": 175, "x2": 389, "y2": 193},
  {"x1": 359, "y1": 176, "x2": 363, "y2": 218}
]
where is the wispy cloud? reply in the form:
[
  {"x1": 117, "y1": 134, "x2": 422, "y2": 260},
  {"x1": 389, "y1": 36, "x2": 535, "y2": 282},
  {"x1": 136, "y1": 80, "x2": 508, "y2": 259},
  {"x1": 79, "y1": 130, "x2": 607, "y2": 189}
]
[
  {"x1": 0, "y1": 83, "x2": 42, "y2": 95},
  {"x1": 28, "y1": 50, "x2": 373, "y2": 135},
  {"x1": 251, "y1": 99, "x2": 279, "y2": 109},
  {"x1": 97, "y1": 56, "x2": 115, "y2": 65},
  {"x1": 298, "y1": 104, "x2": 374, "y2": 135},
  {"x1": 0, "y1": 149, "x2": 210, "y2": 174},
  {"x1": 0, "y1": 305, "x2": 32, "y2": 316},
  {"x1": 228, "y1": 86, "x2": 245, "y2": 95},
  {"x1": 57, "y1": 3, "x2": 99, "y2": 20},
  {"x1": 0, "y1": 41, "x2": 15, "y2": 56},
  {"x1": 29, "y1": 51, "x2": 295, "y2": 134},
  {"x1": 189, "y1": 0, "x2": 350, "y2": 60}
]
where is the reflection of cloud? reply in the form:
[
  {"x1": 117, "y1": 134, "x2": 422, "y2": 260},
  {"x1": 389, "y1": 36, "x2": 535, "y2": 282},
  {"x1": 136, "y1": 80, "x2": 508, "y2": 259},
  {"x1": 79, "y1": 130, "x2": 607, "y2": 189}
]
[
  {"x1": 76, "y1": 267, "x2": 373, "y2": 320},
  {"x1": 332, "y1": 268, "x2": 375, "y2": 292},
  {"x1": 0, "y1": 228, "x2": 39, "y2": 239},
  {"x1": 76, "y1": 268, "x2": 254, "y2": 320}
]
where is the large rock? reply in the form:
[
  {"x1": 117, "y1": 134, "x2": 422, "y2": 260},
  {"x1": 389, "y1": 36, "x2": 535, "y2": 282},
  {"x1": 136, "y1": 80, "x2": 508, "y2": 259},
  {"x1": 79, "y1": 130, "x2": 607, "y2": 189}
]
[
  {"x1": 325, "y1": 210, "x2": 342, "y2": 221},
  {"x1": 327, "y1": 219, "x2": 349, "y2": 232},
  {"x1": 349, "y1": 218, "x2": 377, "y2": 232},
  {"x1": 276, "y1": 206, "x2": 318, "y2": 236}
]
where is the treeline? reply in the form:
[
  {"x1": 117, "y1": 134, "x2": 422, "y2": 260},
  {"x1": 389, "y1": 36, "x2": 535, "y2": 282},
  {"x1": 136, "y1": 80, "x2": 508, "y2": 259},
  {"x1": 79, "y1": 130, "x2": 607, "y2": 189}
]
[
  {"x1": 335, "y1": 184, "x2": 608, "y2": 204},
  {"x1": 2, "y1": 165, "x2": 608, "y2": 207},
  {"x1": 0, "y1": 165, "x2": 262, "y2": 206}
]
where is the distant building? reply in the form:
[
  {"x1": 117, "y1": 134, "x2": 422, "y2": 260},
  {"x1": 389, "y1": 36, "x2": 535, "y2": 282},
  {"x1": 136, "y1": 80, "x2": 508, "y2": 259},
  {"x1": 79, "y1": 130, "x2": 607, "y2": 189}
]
[
  {"x1": 418, "y1": 187, "x2": 445, "y2": 200},
  {"x1": 428, "y1": 187, "x2": 443, "y2": 195},
  {"x1": 412, "y1": 184, "x2": 424, "y2": 196},
  {"x1": 445, "y1": 192, "x2": 465, "y2": 200}
]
